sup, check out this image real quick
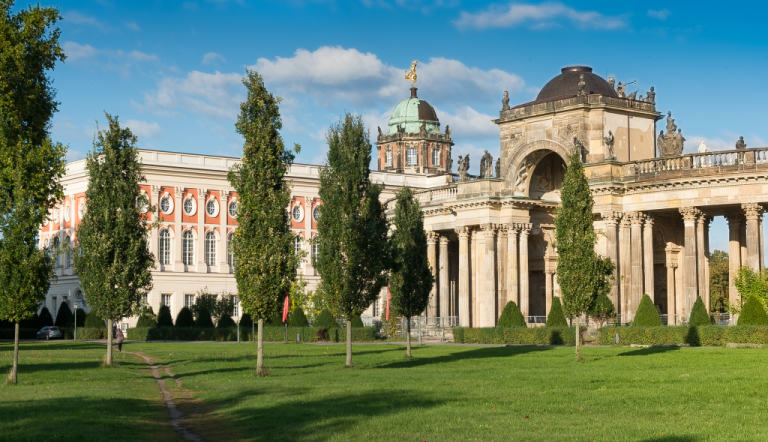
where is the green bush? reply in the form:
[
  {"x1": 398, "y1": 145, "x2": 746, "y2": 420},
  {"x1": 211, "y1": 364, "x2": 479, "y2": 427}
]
[
  {"x1": 175, "y1": 307, "x2": 195, "y2": 327},
  {"x1": 128, "y1": 326, "x2": 379, "y2": 342},
  {"x1": 0, "y1": 328, "x2": 39, "y2": 339},
  {"x1": 689, "y1": 296, "x2": 711, "y2": 326},
  {"x1": 217, "y1": 314, "x2": 236, "y2": 329},
  {"x1": 288, "y1": 307, "x2": 309, "y2": 327},
  {"x1": 136, "y1": 312, "x2": 157, "y2": 328},
  {"x1": 738, "y1": 295, "x2": 768, "y2": 325},
  {"x1": 498, "y1": 301, "x2": 526, "y2": 327},
  {"x1": 546, "y1": 297, "x2": 568, "y2": 327},
  {"x1": 599, "y1": 325, "x2": 768, "y2": 346},
  {"x1": 66, "y1": 309, "x2": 87, "y2": 327},
  {"x1": 633, "y1": 294, "x2": 662, "y2": 326},
  {"x1": 265, "y1": 311, "x2": 284, "y2": 326},
  {"x1": 239, "y1": 312, "x2": 253, "y2": 326},
  {"x1": 38, "y1": 307, "x2": 54, "y2": 327},
  {"x1": 350, "y1": 314, "x2": 364, "y2": 328},
  {"x1": 588, "y1": 293, "x2": 616, "y2": 326},
  {"x1": 19, "y1": 313, "x2": 39, "y2": 329},
  {"x1": 195, "y1": 308, "x2": 215, "y2": 328},
  {"x1": 54, "y1": 303, "x2": 73, "y2": 327},
  {"x1": 84, "y1": 312, "x2": 106, "y2": 329},
  {"x1": 156, "y1": 305, "x2": 174, "y2": 327},
  {"x1": 314, "y1": 309, "x2": 338, "y2": 329},
  {"x1": 452, "y1": 327, "x2": 576, "y2": 345},
  {"x1": 73, "y1": 327, "x2": 107, "y2": 340}
]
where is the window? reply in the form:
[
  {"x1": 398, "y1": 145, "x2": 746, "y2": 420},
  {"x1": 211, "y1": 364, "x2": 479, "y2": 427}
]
[
  {"x1": 406, "y1": 148, "x2": 417, "y2": 165},
  {"x1": 228, "y1": 201, "x2": 237, "y2": 218},
  {"x1": 373, "y1": 298, "x2": 380, "y2": 317},
  {"x1": 312, "y1": 243, "x2": 319, "y2": 265},
  {"x1": 64, "y1": 204, "x2": 71, "y2": 222},
  {"x1": 161, "y1": 294, "x2": 171, "y2": 307},
  {"x1": 53, "y1": 208, "x2": 59, "y2": 223},
  {"x1": 184, "y1": 198, "x2": 195, "y2": 216},
  {"x1": 205, "y1": 231, "x2": 216, "y2": 265},
  {"x1": 62, "y1": 236, "x2": 72, "y2": 267},
  {"x1": 159, "y1": 229, "x2": 171, "y2": 265},
  {"x1": 386, "y1": 150, "x2": 393, "y2": 167},
  {"x1": 141, "y1": 294, "x2": 148, "y2": 305},
  {"x1": 228, "y1": 232, "x2": 235, "y2": 266},
  {"x1": 182, "y1": 231, "x2": 194, "y2": 265},
  {"x1": 432, "y1": 148, "x2": 440, "y2": 166},
  {"x1": 294, "y1": 236, "x2": 302, "y2": 255},
  {"x1": 185, "y1": 294, "x2": 194, "y2": 308},
  {"x1": 313, "y1": 206, "x2": 320, "y2": 221},
  {"x1": 206, "y1": 199, "x2": 218, "y2": 217},
  {"x1": 79, "y1": 202, "x2": 86, "y2": 218},
  {"x1": 137, "y1": 194, "x2": 149, "y2": 213},
  {"x1": 292, "y1": 205, "x2": 302, "y2": 221},
  {"x1": 232, "y1": 296, "x2": 239, "y2": 317},
  {"x1": 160, "y1": 196, "x2": 171, "y2": 214}
]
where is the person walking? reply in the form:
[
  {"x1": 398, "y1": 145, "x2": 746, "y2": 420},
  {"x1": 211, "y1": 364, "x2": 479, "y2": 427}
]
[{"x1": 115, "y1": 327, "x2": 124, "y2": 352}]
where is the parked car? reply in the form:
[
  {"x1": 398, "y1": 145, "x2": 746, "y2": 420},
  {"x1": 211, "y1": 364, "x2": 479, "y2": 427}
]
[{"x1": 37, "y1": 326, "x2": 63, "y2": 340}]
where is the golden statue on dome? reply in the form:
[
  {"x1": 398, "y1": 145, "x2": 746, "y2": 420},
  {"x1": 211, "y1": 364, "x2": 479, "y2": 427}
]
[{"x1": 404, "y1": 60, "x2": 418, "y2": 86}]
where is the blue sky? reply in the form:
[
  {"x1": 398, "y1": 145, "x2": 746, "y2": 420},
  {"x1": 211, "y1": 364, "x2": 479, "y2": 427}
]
[{"x1": 34, "y1": 0, "x2": 768, "y2": 252}]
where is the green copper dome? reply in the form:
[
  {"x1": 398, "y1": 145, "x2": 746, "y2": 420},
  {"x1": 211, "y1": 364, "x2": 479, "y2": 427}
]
[{"x1": 386, "y1": 88, "x2": 441, "y2": 135}]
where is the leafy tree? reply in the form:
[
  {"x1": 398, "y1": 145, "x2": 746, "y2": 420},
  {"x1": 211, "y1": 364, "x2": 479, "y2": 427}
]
[
  {"x1": 38, "y1": 307, "x2": 53, "y2": 327},
  {"x1": 195, "y1": 308, "x2": 215, "y2": 328},
  {"x1": 589, "y1": 292, "x2": 617, "y2": 328},
  {"x1": 554, "y1": 142, "x2": 614, "y2": 361},
  {"x1": 737, "y1": 295, "x2": 768, "y2": 325},
  {"x1": 0, "y1": 1, "x2": 67, "y2": 384},
  {"x1": 688, "y1": 296, "x2": 711, "y2": 326},
  {"x1": 217, "y1": 312, "x2": 236, "y2": 329},
  {"x1": 734, "y1": 267, "x2": 768, "y2": 313},
  {"x1": 315, "y1": 113, "x2": 392, "y2": 367},
  {"x1": 546, "y1": 298, "x2": 568, "y2": 327},
  {"x1": 227, "y1": 70, "x2": 301, "y2": 375},
  {"x1": 314, "y1": 308, "x2": 338, "y2": 330},
  {"x1": 175, "y1": 307, "x2": 195, "y2": 327},
  {"x1": 136, "y1": 308, "x2": 157, "y2": 328},
  {"x1": 54, "y1": 302, "x2": 72, "y2": 327},
  {"x1": 350, "y1": 314, "x2": 365, "y2": 328},
  {"x1": 156, "y1": 305, "x2": 174, "y2": 327},
  {"x1": 632, "y1": 294, "x2": 662, "y2": 326},
  {"x1": 288, "y1": 307, "x2": 309, "y2": 327},
  {"x1": 709, "y1": 250, "x2": 729, "y2": 312},
  {"x1": 84, "y1": 312, "x2": 105, "y2": 329},
  {"x1": 73, "y1": 114, "x2": 155, "y2": 366},
  {"x1": 289, "y1": 275, "x2": 311, "y2": 313},
  {"x1": 497, "y1": 301, "x2": 526, "y2": 328},
  {"x1": 389, "y1": 186, "x2": 433, "y2": 357}
]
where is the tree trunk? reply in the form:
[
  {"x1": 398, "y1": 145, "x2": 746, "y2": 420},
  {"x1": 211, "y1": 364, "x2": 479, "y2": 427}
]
[
  {"x1": 106, "y1": 318, "x2": 114, "y2": 366},
  {"x1": 406, "y1": 317, "x2": 412, "y2": 358},
  {"x1": 10, "y1": 322, "x2": 19, "y2": 384},
  {"x1": 257, "y1": 318, "x2": 264, "y2": 375},
  {"x1": 575, "y1": 315, "x2": 582, "y2": 362},
  {"x1": 346, "y1": 318, "x2": 352, "y2": 367}
]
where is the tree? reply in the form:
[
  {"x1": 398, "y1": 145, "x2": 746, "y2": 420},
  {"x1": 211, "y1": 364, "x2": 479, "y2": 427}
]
[
  {"x1": 389, "y1": 186, "x2": 433, "y2": 357},
  {"x1": 217, "y1": 312, "x2": 236, "y2": 329},
  {"x1": 737, "y1": 295, "x2": 768, "y2": 325},
  {"x1": 195, "y1": 308, "x2": 214, "y2": 328},
  {"x1": 84, "y1": 313, "x2": 105, "y2": 329},
  {"x1": 554, "y1": 142, "x2": 614, "y2": 362},
  {"x1": 0, "y1": 2, "x2": 67, "y2": 384},
  {"x1": 73, "y1": 114, "x2": 155, "y2": 366},
  {"x1": 136, "y1": 307, "x2": 157, "y2": 328},
  {"x1": 156, "y1": 305, "x2": 174, "y2": 327},
  {"x1": 498, "y1": 301, "x2": 526, "y2": 328},
  {"x1": 709, "y1": 250, "x2": 729, "y2": 312},
  {"x1": 734, "y1": 267, "x2": 768, "y2": 313},
  {"x1": 227, "y1": 69, "x2": 301, "y2": 376},
  {"x1": 314, "y1": 308, "x2": 338, "y2": 330},
  {"x1": 54, "y1": 302, "x2": 72, "y2": 327},
  {"x1": 632, "y1": 294, "x2": 662, "y2": 326},
  {"x1": 546, "y1": 298, "x2": 568, "y2": 327},
  {"x1": 688, "y1": 296, "x2": 710, "y2": 326},
  {"x1": 589, "y1": 292, "x2": 617, "y2": 328},
  {"x1": 288, "y1": 307, "x2": 309, "y2": 327},
  {"x1": 175, "y1": 307, "x2": 195, "y2": 327}
]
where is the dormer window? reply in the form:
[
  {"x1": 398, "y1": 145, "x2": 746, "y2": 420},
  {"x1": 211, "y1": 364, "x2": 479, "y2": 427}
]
[{"x1": 386, "y1": 150, "x2": 393, "y2": 167}]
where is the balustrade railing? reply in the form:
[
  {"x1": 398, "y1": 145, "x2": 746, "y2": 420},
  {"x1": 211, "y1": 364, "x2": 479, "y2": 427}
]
[{"x1": 629, "y1": 147, "x2": 768, "y2": 176}]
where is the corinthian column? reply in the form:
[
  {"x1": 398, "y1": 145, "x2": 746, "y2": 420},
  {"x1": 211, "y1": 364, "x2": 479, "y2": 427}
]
[
  {"x1": 545, "y1": 269, "x2": 554, "y2": 316},
  {"x1": 696, "y1": 213, "x2": 708, "y2": 309},
  {"x1": 426, "y1": 232, "x2": 439, "y2": 317},
  {"x1": 455, "y1": 227, "x2": 471, "y2": 327},
  {"x1": 197, "y1": 188, "x2": 207, "y2": 273},
  {"x1": 629, "y1": 212, "x2": 645, "y2": 314},
  {"x1": 518, "y1": 223, "x2": 531, "y2": 318},
  {"x1": 496, "y1": 228, "x2": 508, "y2": 316},
  {"x1": 666, "y1": 262, "x2": 677, "y2": 323},
  {"x1": 506, "y1": 224, "x2": 519, "y2": 306},
  {"x1": 680, "y1": 207, "x2": 701, "y2": 315},
  {"x1": 439, "y1": 236, "x2": 450, "y2": 318},
  {"x1": 619, "y1": 214, "x2": 631, "y2": 315},
  {"x1": 726, "y1": 215, "x2": 743, "y2": 307},
  {"x1": 150, "y1": 185, "x2": 160, "y2": 268},
  {"x1": 174, "y1": 187, "x2": 184, "y2": 272},
  {"x1": 601, "y1": 212, "x2": 621, "y2": 309},
  {"x1": 743, "y1": 203, "x2": 762, "y2": 271},
  {"x1": 479, "y1": 224, "x2": 497, "y2": 327},
  {"x1": 643, "y1": 215, "x2": 654, "y2": 300}
]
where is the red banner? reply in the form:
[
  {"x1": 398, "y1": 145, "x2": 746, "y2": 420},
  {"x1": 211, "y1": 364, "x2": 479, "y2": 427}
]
[{"x1": 282, "y1": 295, "x2": 290, "y2": 323}]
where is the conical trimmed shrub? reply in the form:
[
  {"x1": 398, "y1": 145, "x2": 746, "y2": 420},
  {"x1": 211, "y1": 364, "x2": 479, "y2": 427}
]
[
  {"x1": 633, "y1": 294, "x2": 662, "y2": 326},
  {"x1": 54, "y1": 303, "x2": 73, "y2": 327},
  {"x1": 38, "y1": 307, "x2": 54, "y2": 327},
  {"x1": 688, "y1": 296, "x2": 711, "y2": 326},
  {"x1": 546, "y1": 297, "x2": 568, "y2": 327},
  {"x1": 20, "y1": 313, "x2": 39, "y2": 329},
  {"x1": 195, "y1": 307, "x2": 214, "y2": 328},
  {"x1": 288, "y1": 307, "x2": 309, "y2": 327},
  {"x1": 738, "y1": 295, "x2": 768, "y2": 325},
  {"x1": 350, "y1": 314, "x2": 364, "y2": 328},
  {"x1": 217, "y1": 313, "x2": 236, "y2": 328},
  {"x1": 498, "y1": 301, "x2": 526, "y2": 328},
  {"x1": 239, "y1": 312, "x2": 252, "y2": 326},
  {"x1": 66, "y1": 309, "x2": 87, "y2": 327},
  {"x1": 136, "y1": 306, "x2": 157, "y2": 328},
  {"x1": 156, "y1": 305, "x2": 174, "y2": 327},
  {"x1": 84, "y1": 312, "x2": 105, "y2": 329},
  {"x1": 314, "y1": 309, "x2": 338, "y2": 329},
  {"x1": 175, "y1": 307, "x2": 195, "y2": 327}
]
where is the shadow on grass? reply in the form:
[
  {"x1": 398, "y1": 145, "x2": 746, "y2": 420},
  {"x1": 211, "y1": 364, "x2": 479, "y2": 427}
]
[
  {"x1": 0, "y1": 342, "x2": 106, "y2": 352},
  {"x1": 617, "y1": 347, "x2": 681, "y2": 357},
  {"x1": 377, "y1": 345, "x2": 553, "y2": 369},
  {"x1": 639, "y1": 437, "x2": 697, "y2": 442}
]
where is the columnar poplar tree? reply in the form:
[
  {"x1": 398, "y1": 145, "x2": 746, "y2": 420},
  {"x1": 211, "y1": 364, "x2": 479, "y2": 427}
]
[
  {"x1": 390, "y1": 186, "x2": 433, "y2": 358},
  {"x1": 555, "y1": 141, "x2": 613, "y2": 362},
  {"x1": 73, "y1": 113, "x2": 155, "y2": 366},
  {"x1": 227, "y1": 69, "x2": 300, "y2": 376},
  {"x1": 316, "y1": 113, "x2": 391, "y2": 367},
  {"x1": 0, "y1": 2, "x2": 67, "y2": 384}
]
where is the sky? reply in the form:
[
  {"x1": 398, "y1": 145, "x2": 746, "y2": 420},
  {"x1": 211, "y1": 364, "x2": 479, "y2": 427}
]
[{"x1": 26, "y1": 0, "x2": 768, "y2": 253}]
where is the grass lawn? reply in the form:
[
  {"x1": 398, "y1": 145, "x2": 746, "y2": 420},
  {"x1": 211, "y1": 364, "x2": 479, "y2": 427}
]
[
  {"x1": 0, "y1": 341, "x2": 179, "y2": 442},
  {"x1": 3, "y1": 341, "x2": 768, "y2": 441}
]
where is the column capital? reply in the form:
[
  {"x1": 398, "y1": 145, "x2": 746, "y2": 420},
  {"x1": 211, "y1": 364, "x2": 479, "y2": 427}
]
[
  {"x1": 742, "y1": 203, "x2": 763, "y2": 220},
  {"x1": 197, "y1": 188, "x2": 206, "y2": 200},
  {"x1": 426, "y1": 231, "x2": 440, "y2": 244},
  {"x1": 725, "y1": 213, "x2": 743, "y2": 225},
  {"x1": 151, "y1": 184, "x2": 161, "y2": 194},
  {"x1": 601, "y1": 211, "x2": 622, "y2": 225},
  {"x1": 666, "y1": 262, "x2": 678, "y2": 269},
  {"x1": 497, "y1": 228, "x2": 509, "y2": 238},
  {"x1": 545, "y1": 269, "x2": 556, "y2": 275},
  {"x1": 504, "y1": 223, "x2": 519, "y2": 234},
  {"x1": 679, "y1": 207, "x2": 701, "y2": 222},
  {"x1": 480, "y1": 223, "x2": 497, "y2": 237},
  {"x1": 643, "y1": 213, "x2": 654, "y2": 228},
  {"x1": 454, "y1": 226, "x2": 472, "y2": 239},
  {"x1": 515, "y1": 222, "x2": 532, "y2": 232},
  {"x1": 174, "y1": 186, "x2": 184, "y2": 198},
  {"x1": 439, "y1": 236, "x2": 450, "y2": 245},
  {"x1": 221, "y1": 190, "x2": 230, "y2": 201},
  {"x1": 627, "y1": 211, "x2": 645, "y2": 225},
  {"x1": 305, "y1": 197, "x2": 313, "y2": 208}
]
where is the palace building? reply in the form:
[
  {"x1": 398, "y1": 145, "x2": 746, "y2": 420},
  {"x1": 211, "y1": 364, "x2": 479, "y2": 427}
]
[{"x1": 41, "y1": 65, "x2": 768, "y2": 328}]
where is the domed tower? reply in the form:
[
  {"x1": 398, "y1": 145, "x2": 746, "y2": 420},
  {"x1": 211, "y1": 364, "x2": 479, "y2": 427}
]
[{"x1": 375, "y1": 87, "x2": 454, "y2": 174}]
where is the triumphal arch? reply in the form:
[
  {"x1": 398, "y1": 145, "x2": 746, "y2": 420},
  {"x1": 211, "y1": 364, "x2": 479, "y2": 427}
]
[{"x1": 380, "y1": 65, "x2": 767, "y2": 327}]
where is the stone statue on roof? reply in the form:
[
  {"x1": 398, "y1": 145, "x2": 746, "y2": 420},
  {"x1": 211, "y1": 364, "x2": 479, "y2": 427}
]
[
  {"x1": 658, "y1": 112, "x2": 685, "y2": 157},
  {"x1": 577, "y1": 74, "x2": 586, "y2": 96},
  {"x1": 502, "y1": 91, "x2": 510, "y2": 111},
  {"x1": 616, "y1": 82, "x2": 626, "y2": 98},
  {"x1": 458, "y1": 154, "x2": 469, "y2": 181},
  {"x1": 445, "y1": 125, "x2": 451, "y2": 139},
  {"x1": 604, "y1": 130, "x2": 615, "y2": 160},
  {"x1": 608, "y1": 76, "x2": 616, "y2": 90},
  {"x1": 647, "y1": 87, "x2": 655, "y2": 104},
  {"x1": 736, "y1": 136, "x2": 747, "y2": 150},
  {"x1": 495, "y1": 158, "x2": 501, "y2": 178}
]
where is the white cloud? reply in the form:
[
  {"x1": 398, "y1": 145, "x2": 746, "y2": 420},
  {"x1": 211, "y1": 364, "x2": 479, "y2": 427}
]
[
  {"x1": 685, "y1": 134, "x2": 765, "y2": 153},
  {"x1": 453, "y1": 2, "x2": 626, "y2": 31},
  {"x1": 140, "y1": 71, "x2": 243, "y2": 119},
  {"x1": 647, "y1": 9, "x2": 670, "y2": 20},
  {"x1": 128, "y1": 50, "x2": 158, "y2": 62},
  {"x1": 62, "y1": 41, "x2": 158, "y2": 76},
  {"x1": 66, "y1": 150, "x2": 86, "y2": 162},
  {"x1": 202, "y1": 52, "x2": 226, "y2": 65},
  {"x1": 434, "y1": 106, "x2": 497, "y2": 140},
  {"x1": 125, "y1": 21, "x2": 141, "y2": 31},
  {"x1": 64, "y1": 11, "x2": 111, "y2": 33},
  {"x1": 63, "y1": 41, "x2": 98, "y2": 61},
  {"x1": 125, "y1": 120, "x2": 163, "y2": 138}
]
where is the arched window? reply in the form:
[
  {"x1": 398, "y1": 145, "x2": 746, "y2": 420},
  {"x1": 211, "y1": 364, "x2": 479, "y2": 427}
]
[
  {"x1": 228, "y1": 201, "x2": 237, "y2": 218},
  {"x1": 294, "y1": 236, "x2": 302, "y2": 255},
  {"x1": 206, "y1": 199, "x2": 218, "y2": 217},
  {"x1": 62, "y1": 236, "x2": 71, "y2": 267},
  {"x1": 160, "y1": 196, "x2": 171, "y2": 214},
  {"x1": 205, "y1": 231, "x2": 216, "y2": 266},
  {"x1": 312, "y1": 242, "x2": 319, "y2": 266},
  {"x1": 228, "y1": 232, "x2": 235, "y2": 266},
  {"x1": 184, "y1": 198, "x2": 194, "y2": 215},
  {"x1": 406, "y1": 148, "x2": 417, "y2": 165},
  {"x1": 159, "y1": 229, "x2": 171, "y2": 265},
  {"x1": 182, "y1": 231, "x2": 194, "y2": 265},
  {"x1": 432, "y1": 148, "x2": 440, "y2": 166},
  {"x1": 386, "y1": 150, "x2": 393, "y2": 167}
]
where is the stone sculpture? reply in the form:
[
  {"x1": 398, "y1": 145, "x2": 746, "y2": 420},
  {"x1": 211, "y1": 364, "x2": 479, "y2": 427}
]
[
  {"x1": 577, "y1": 74, "x2": 586, "y2": 96},
  {"x1": 604, "y1": 130, "x2": 615, "y2": 160},
  {"x1": 627, "y1": 91, "x2": 638, "y2": 100},
  {"x1": 574, "y1": 137, "x2": 587, "y2": 163},
  {"x1": 397, "y1": 123, "x2": 405, "y2": 134},
  {"x1": 736, "y1": 136, "x2": 747, "y2": 150},
  {"x1": 501, "y1": 91, "x2": 510, "y2": 111},
  {"x1": 657, "y1": 112, "x2": 685, "y2": 157},
  {"x1": 616, "y1": 82, "x2": 626, "y2": 98},
  {"x1": 698, "y1": 141, "x2": 709, "y2": 153},
  {"x1": 419, "y1": 121, "x2": 427, "y2": 137},
  {"x1": 457, "y1": 154, "x2": 469, "y2": 181},
  {"x1": 377, "y1": 126, "x2": 383, "y2": 140},
  {"x1": 647, "y1": 86, "x2": 655, "y2": 104},
  {"x1": 445, "y1": 125, "x2": 451, "y2": 139},
  {"x1": 479, "y1": 150, "x2": 494, "y2": 178},
  {"x1": 608, "y1": 76, "x2": 616, "y2": 90},
  {"x1": 404, "y1": 60, "x2": 418, "y2": 87}
]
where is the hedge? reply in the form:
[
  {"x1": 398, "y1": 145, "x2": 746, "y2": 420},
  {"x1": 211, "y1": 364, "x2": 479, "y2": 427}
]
[
  {"x1": 452, "y1": 327, "x2": 577, "y2": 345},
  {"x1": 127, "y1": 326, "x2": 379, "y2": 342},
  {"x1": 0, "y1": 328, "x2": 39, "y2": 339},
  {"x1": 598, "y1": 326, "x2": 768, "y2": 346},
  {"x1": 0, "y1": 327, "x2": 107, "y2": 340}
]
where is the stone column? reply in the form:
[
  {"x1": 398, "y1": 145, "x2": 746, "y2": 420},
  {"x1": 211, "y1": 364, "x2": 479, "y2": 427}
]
[
  {"x1": 726, "y1": 215, "x2": 742, "y2": 307},
  {"x1": 666, "y1": 261, "x2": 677, "y2": 324},
  {"x1": 479, "y1": 224, "x2": 497, "y2": 327},
  {"x1": 760, "y1": 214, "x2": 765, "y2": 270},
  {"x1": 173, "y1": 186, "x2": 184, "y2": 272},
  {"x1": 643, "y1": 215, "x2": 654, "y2": 301},
  {"x1": 518, "y1": 224, "x2": 531, "y2": 318},
  {"x1": 196, "y1": 188, "x2": 207, "y2": 273},
  {"x1": 545, "y1": 269, "x2": 554, "y2": 317},
  {"x1": 743, "y1": 203, "x2": 762, "y2": 271},
  {"x1": 696, "y1": 213, "x2": 708, "y2": 308},
  {"x1": 219, "y1": 190, "x2": 230, "y2": 273},
  {"x1": 472, "y1": 229, "x2": 482, "y2": 327},
  {"x1": 680, "y1": 207, "x2": 700, "y2": 315},
  {"x1": 602, "y1": 212, "x2": 621, "y2": 309},
  {"x1": 455, "y1": 227, "x2": 471, "y2": 327},
  {"x1": 426, "y1": 232, "x2": 439, "y2": 317},
  {"x1": 439, "y1": 236, "x2": 450, "y2": 318},
  {"x1": 629, "y1": 212, "x2": 645, "y2": 314},
  {"x1": 619, "y1": 214, "x2": 632, "y2": 315},
  {"x1": 740, "y1": 220, "x2": 748, "y2": 269},
  {"x1": 150, "y1": 185, "x2": 160, "y2": 268},
  {"x1": 496, "y1": 228, "x2": 508, "y2": 317},
  {"x1": 506, "y1": 224, "x2": 519, "y2": 306}
]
